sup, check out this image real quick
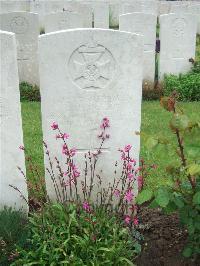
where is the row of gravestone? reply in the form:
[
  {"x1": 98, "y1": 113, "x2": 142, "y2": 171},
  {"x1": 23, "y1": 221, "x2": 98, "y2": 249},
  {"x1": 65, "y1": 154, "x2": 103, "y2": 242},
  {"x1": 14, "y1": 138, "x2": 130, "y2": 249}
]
[
  {"x1": 0, "y1": 28, "x2": 143, "y2": 212},
  {"x1": 0, "y1": 11, "x2": 198, "y2": 85},
  {"x1": 1, "y1": 0, "x2": 200, "y2": 30}
]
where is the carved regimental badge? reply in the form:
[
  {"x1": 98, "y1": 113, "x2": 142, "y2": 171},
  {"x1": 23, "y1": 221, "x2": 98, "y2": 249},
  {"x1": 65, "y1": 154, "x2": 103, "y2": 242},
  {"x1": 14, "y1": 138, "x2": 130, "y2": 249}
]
[
  {"x1": 10, "y1": 16, "x2": 29, "y2": 34},
  {"x1": 68, "y1": 38, "x2": 116, "y2": 90},
  {"x1": 172, "y1": 18, "x2": 186, "y2": 38}
]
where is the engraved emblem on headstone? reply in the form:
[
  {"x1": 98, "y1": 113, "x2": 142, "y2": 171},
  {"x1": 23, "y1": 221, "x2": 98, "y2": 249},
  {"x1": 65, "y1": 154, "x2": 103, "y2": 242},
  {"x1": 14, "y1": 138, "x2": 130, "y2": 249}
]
[
  {"x1": 172, "y1": 18, "x2": 186, "y2": 37},
  {"x1": 68, "y1": 38, "x2": 116, "y2": 89},
  {"x1": 10, "y1": 16, "x2": 28, "y2": 34}
]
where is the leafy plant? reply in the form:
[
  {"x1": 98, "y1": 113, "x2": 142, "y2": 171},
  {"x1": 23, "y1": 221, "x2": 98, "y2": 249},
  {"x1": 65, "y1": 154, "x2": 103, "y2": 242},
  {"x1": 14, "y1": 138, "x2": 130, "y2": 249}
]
[
  {"x1": 163, "y1": 60, "x2": 200, "y2": 101},
  {"x1": 12, "y1": 203, "x2": 140, "y2": 265},
  {"x1": 137, "y1": 92, "x2": 200, "y2": 258},
  {"x1": 0, "y1": 207, "x2": 29, "y2": 265},
  {"x1": 19, "y1": 82, "x2": 40, "y2": 102}
]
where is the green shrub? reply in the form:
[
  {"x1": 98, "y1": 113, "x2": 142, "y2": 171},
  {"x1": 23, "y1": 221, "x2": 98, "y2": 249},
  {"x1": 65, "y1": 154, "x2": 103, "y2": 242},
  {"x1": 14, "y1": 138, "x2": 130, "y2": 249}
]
[
  {"x1": 163, "y1": 71, "x2": 200, "y2": 101},
  {"x1": 13, "y1": 203, "x2": 140, "y2": 265},
  {"x1": 19, "y1": 82, "x2": 40, "y2": 102},
  {"x1": 137, "y1": 94, "x2": 200, "y2": 258},
  {"x1": 0, "y1": 207, "x2": 29, "y2": 265}
]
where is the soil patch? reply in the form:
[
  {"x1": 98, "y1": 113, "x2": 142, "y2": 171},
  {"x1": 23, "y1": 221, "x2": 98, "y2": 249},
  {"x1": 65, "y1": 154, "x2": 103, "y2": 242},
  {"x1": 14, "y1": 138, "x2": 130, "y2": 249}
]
[{"x1": 136, "y1": 207, "x2": 199, "y2": 266}]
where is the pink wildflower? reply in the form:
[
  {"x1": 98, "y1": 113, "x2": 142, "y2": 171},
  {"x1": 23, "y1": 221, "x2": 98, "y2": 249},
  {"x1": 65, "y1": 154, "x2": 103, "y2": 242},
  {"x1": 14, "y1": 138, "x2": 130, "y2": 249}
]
[
  {"x1": 56, "y1": 133, "x2": 70, "y2": 140},
  {"x1": 133, "y1": 217, "x2": 139, "y2": 225},
  {"x1": 19, "y1": 145, "x2": 25, "y2": 150},
  {"x1": 130, "y1": 158, "x2": 136, "y2": 164},
  {"x1": 127, "y1": 172, "x2": 134, "y2": 181},
  {"x1": 124, "y1": 215, "x2": 131, "y2": 224},
  {"x1": 124, "y1": 144, "x2": 132, "y2": 152},
  {"x1": 124, "y1": 189, "x2": 134, "y2": 203},
  {"x1": 100, "y1": 117, "x2": 110, "y2": 129},
  {"x1": 62, "y1": 144, "x2": 68, "y2": 155},
  {"x1": 127, "y1": 163, "x2": 133, "y2": 171},
  {"x1": 83, "y1": 201, "x2": 90, "y2": 212},
  {"x1": 69, "y1": 148, "x2": 76, "y2": 157},
  {"x1": 51, "y1": 122, "x2": 58, "y2": 130},
  {"x1": 121, "y1": 152, "x2": 126, "y2": 161},
  {"x1": 113, "y1": 189, "x2": 120, "y2": 197},
  {"x1": 73, "y1": 169, "x2": 80, "y2": 178}
]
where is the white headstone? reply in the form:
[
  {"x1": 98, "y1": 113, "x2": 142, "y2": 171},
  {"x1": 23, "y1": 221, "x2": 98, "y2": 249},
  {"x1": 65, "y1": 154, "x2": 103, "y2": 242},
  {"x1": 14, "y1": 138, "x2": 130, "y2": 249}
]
[
  {"x1": 38, "y1": 29, "x2": 143, "y2": 200},
  {"x1": 120, "y1": 12, "x2": 157, "y2": 81},
  {"x1": 0, "y1": 30, "x2": 28, "y2": 212},
  {"x1": 44, "y1": 11, "x2": 84, "y2": 33},
  {"x1": 93, "y1": 2, "x2": 109, "y2": 29},
  {"x1": 120, "y1": 0, "x2": 158, "y2": 16},
  {"x1": 158, "y1": 2, "x2": 171, "y2": 15},
  {"x1": 159, "y1": 13, "x2": 197, "y2": 79},
  {"x1": 62, "y1": 1, "x2": 93, "y2": 28},
  {"x1": 0, "y1": 0, "x2": 30, "y2": 13},
  {"x1": 170, "y1": 4, "x2": 189, "y2": 14},
  {"x1": 0, "y1": 12, "x2": 40, "y2": 86},
  {"x1": 188, "y1": 4, "x2": 200, "y2": 34}
]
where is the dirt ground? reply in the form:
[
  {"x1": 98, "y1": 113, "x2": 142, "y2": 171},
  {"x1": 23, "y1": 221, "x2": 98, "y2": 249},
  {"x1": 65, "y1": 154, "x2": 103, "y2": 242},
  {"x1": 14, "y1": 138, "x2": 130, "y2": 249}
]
[{"x1": 136, "y1": 207, "x2": 199, "y2": 266}]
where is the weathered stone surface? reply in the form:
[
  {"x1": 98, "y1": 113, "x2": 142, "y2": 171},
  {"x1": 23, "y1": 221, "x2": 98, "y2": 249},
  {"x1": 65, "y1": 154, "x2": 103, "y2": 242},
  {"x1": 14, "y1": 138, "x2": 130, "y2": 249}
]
[
  {"x1": 0, "y1": 30, "x2": 28, "y2": 212},
  {"x1": 120, "y1": 12, "x2": 157, "y2": 81},
  {"x1": 120, "y1": 0, "x2": 158, "y2": 16},
  {"x1": 44, "y1": 11, "x2": 84, "y2": 33},
  {"x1": 159, "y1": 13, "x2": 197, "y2": 79},
  {"x1": 38, "y1": 29, "x2": 143, "y2": 200},
  {"x1": 0, "y1": 12, "x2": 40, "y2": 85},
  {"x1": 188, "y1": 4, "x2": 200, "y2": 34}
]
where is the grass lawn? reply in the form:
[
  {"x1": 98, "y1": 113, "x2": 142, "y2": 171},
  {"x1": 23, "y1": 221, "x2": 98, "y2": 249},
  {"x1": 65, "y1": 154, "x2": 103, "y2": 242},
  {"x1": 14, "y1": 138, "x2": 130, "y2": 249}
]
[{"x1": 21, "y1": 101, "x2": 200, "y2": 190}]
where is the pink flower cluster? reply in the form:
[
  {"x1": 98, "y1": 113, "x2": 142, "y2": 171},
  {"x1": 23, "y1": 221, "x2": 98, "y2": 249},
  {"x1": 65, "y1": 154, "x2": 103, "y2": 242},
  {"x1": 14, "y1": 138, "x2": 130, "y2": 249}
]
[
  {"x1": 124, "y1": 189, "x2": 134, "y2": 203},
  {"x1": 51, "y1": 121, "x2": 81, "y2": 186},
  {"x1": 62, "y1": 144, "x2": 76, "y2": 157},
  {"x1": 124, "y1": 215, "x2": 139, "y2": 226},
  {"x1": 119, "y1": 145, "x2": 137, "y2": 182},
  {"x1": 82, "y1": 201, "x2": 91, "y2": 212},
  {"x1": 98, "y1": 117, "x2": 110, "y2": 141},
  {"x1": 100, "y1": 117, "x2": 110, "y2": 129}
]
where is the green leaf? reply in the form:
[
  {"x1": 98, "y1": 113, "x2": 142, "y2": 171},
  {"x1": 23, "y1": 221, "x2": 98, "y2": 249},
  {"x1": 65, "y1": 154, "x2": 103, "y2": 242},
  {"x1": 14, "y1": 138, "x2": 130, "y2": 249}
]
[
  {"x1": 174, "y1": 196, "x2": 184, "y2": 209},
  {"x1": 136, "y1": 189, "x2": 153, "y2": 205},
  {"x1": 119, "y1": 257, "x2": 136, "y2": 265},
  {"x1": 155, "y1": 188, "x2": 170, "y2": 207},
  {"x1": 187, "y1": 164, "x2": 200, "y2": 176},
  {"x1": 182, "y1": 246, "x2": 192, "y2": 258},
  {"x1": 170, "y1": 114, "x2": 189, "y2": 131},
  {"x1": 144, "y1": 136, "x2": 158, "y2": 150},
  {"x1": 193, "y1": 192, "x2": 200, "y2": 205}
]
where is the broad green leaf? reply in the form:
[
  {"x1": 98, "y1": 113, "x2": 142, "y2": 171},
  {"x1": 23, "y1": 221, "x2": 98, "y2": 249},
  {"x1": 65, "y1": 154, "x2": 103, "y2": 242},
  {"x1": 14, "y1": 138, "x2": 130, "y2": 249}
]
[
  {"x1": 182, "y1": 246, "x2": 192, "y2": 258},
  {"x1": 170, "y1": 114, "x2": 189, "y2": 131},
  {"x1": 145, "y1": 137, "x2": 158, "y2": 150},
  {"x1": 155, "y1": 188, "x2": 170, "y2": 207},
  {"x1": 136, "y1": 189, "x2": 153, "y2": 205},
  {"x1": 174, "y1": 196, "x2": 184, "y2": 209},
  {"x1": 193, "y1": 192, "x2": 200, "y2": 205},
  {"x1": 187, "y1": 164, "x2": 200, "y2": 176}
]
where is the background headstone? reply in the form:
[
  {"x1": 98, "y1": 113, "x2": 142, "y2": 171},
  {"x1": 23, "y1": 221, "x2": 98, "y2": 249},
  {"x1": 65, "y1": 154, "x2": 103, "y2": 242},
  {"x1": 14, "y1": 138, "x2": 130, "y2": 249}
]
[
  {"x1": 62, "y1": 1, "x2": 93, "y2": 28},
  {"x1": 92, "y1": 2, "x2": 109, "y2": 29},
  {"x1": 188, "y1": 4, "x2": 200, "y2": 34},
  {"x1": 44, "y1": 11, "x2": 84, "y2": 33},
  {"x1": 120, "y1": 0, "x2": 158, "y2": 16},
  {"x1": 0, "y1": 30, "x2": 28, "y2": 212},
  {"x1": 159, "y1": 13, "x2": 197, "y2": 79},
  {"x1": 120, "y1": 12, "x2": 157, "y2": 81},
  {"x1": 38, "y1": 29, "x2": 143, "y2": 200},
  {"x1": 0, "y1": 12, "x2": 40, "y2": 86}
]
